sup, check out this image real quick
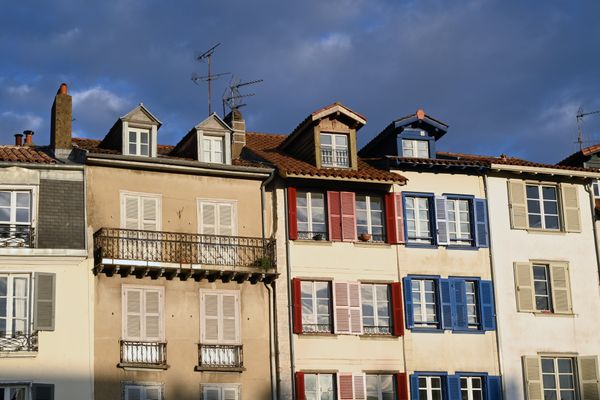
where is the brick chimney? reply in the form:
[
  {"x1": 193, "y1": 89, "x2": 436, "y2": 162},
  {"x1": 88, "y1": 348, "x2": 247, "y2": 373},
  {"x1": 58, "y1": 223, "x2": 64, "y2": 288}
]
[
  {"x1": 224, "y1": 108, "x2": 246, "y2": 160},
  {"x1": 14, "y1": 133, "x2": 23, "y2": 146},
  {"x1": 51, "y1": 83, "x2": 72, "y2": 151},
  {"x1": 23, "y1": 130, "x2": 34, "y2": 145}
]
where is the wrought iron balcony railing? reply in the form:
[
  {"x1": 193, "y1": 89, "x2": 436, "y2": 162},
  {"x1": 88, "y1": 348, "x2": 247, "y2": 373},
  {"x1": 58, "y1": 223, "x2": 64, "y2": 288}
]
[
  {"x1": 197, "y1": 344, "x2": 243, "y2": 370},
  {"x1": 0, "y1": 331, "x2": 38, "y2": 352},
  {"x1": 94, "y1": 228, "x2": 276, "y2": 270},
  {"x1": 0, "y1": 225, "x2": 35, "y2": 248},
  {"x1": 119, "y1": 340, "x2": 167, "y2": 368}
]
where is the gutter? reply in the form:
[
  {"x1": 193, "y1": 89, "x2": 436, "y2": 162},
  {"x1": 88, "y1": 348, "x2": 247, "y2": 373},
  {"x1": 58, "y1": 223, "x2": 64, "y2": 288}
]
[
  {"x1": 490, "y1": 163, "x2": 600, "y2": 179},
  {"x1": 0, "y1": 162, "x2": 84, "y2": 170}
]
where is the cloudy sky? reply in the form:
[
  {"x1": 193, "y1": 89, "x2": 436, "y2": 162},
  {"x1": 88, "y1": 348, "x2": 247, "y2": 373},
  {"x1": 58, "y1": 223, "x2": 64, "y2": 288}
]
[{"x1": 0, "y1": 0, "x2": 599, "y2": 163}]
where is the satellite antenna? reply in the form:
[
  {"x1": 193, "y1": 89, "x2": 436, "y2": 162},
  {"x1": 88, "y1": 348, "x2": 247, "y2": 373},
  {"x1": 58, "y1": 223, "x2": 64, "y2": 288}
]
[
  {"x1": 576, "y1": 107, "x2": 600, "y2": 150},
  {"x1": 222, "y1": 76, "x2": 263, "y2": 116},
  {"x1": 191, "y1": 43, "x2": 230, "y2": 116}
]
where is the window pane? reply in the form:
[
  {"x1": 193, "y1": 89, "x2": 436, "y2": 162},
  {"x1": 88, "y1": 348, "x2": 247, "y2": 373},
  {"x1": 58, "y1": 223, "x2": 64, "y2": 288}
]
[
  {"x1": 542, "y1": 187, "x2": 557, "y2": 200},
  {"x1": 543, "y1": 375, "x2": 556, "y2": 389},
  {"x1": 545, "y1": 216, "x2": 559, "y2": 230},
  {"x1": 559, "y1": 375, "x2": 574, "y2": 389},
  {"x1": 526, "y1": 185, "x2": 539, "y2": 199},
  {"x1": 557, "y1": 359, "x2": 572, "y2": 373},
  {"x1": 129, "y1": 143, "x2": 137, "y2": 154},
  {"x1": 15, "y1": 209, "x2": 29, "y2": 223},
  {"x1": 529, "y1": 214, "x2": 542, "y2": 228},
  {"x1": 527, "y1": 200, "x2": 541, "y2": 214},
  {"x1": 129, "y1": 131, "x2": 136, "y2": 142},
  {"x1": 320, "y1": 134, "x2": 332, "y2": 145},
  {"x1": 541, "y1": 358, "x2": 555, "y2": 373},
  {"x1": 140, "y1": 131, "x2": 149, "y2": 144},
  {"x1": 16, "y1": 193, "x2": 29, "y2": 208},
  {"x1": 543, "y1": 201, "x2": 558, "y2": 215}
]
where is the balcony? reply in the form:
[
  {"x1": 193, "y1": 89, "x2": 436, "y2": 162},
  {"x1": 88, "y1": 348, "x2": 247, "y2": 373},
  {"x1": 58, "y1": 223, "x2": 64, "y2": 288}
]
[
  {"x1": 0, "y1": 225, "x2": 35, "y2": 248},
  {"x1": 118, "y1": 340, "x2": 168, "y2": 369},
  {"x1": 0, "y1": 331, "x2": 38, "y2": 352},
  {"x1": 195, "y1": 344, "x2": 244, "y2": 372},
  {"x1": 93, "y1": 228, "x2": 277, "y2": 283}
]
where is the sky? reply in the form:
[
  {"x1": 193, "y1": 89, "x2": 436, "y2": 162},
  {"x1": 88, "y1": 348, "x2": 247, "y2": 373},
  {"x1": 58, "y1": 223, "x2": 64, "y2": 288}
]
[{"x1": 0, "y1": 0, "x2": 599, "y2": 163}]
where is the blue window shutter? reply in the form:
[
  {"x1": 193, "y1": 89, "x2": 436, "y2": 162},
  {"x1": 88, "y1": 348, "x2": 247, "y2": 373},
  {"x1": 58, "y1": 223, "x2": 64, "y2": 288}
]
[
  {"x1": 447, "y1": 375, "x2": 461, "y2": 400},
  {"x1": 440, "y1": 279, "x2": 453, "y2": 330},
  {"x1": 486, "y1": 376, "x2": 502, "y2": 400},
  {"x1": 410, "y1": 375, "x2": 419, "y2": 400},
  {"x1": 474, "y1": 198, "x2": 489, "y2": 248},
  {"x1": 479, "y1": 280, "x2": 496, "y2": 330},
  {"x1": 403, "y1": 277, "x2": 414, "y2": 329},
  {"x1": 453, "y1": 279, "x2": 468, "y2": 330},
  {"x1": 435, "y1": 197, "x2": 449, "y2": 245}
]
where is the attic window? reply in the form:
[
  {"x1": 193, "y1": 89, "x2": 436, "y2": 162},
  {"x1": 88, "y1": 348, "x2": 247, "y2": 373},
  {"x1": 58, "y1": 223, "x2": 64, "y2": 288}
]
[
  {"x1": 320, "y1": 133, "x2": 349, "y2": 168},
  {"x1": 402, "y1": 139, "x2": 429, "y2": 158},
  {"x1": 202, "y1": 135, "x2": 225, "y2": 164},
  {"x1": 128, "y1": 128, "x2": 150, "y2": 156}
]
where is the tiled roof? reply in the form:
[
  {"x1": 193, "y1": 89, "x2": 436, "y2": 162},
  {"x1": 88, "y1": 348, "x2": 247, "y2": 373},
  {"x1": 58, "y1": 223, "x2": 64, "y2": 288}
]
[
  {"x1": 0, "y1": 146, "x2": 56, "y2": 164},
  {"x1": 244, "y1": 132, "x2": 406, "y2": 183},
  {"x1": 384, "y1": 155, "x2": 489, "y2": 168},
  {"x1": 558, "y1": 144, "x2": 600, "y2": 167},
  {"x1": 73, "y1": 138, "x2": 175, "y2": 155}
]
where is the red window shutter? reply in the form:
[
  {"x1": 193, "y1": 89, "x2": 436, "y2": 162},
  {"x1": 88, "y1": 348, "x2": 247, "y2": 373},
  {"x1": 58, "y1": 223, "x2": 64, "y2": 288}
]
[
  {"x1": 295, "y1": 371, "x2": 306, "y2": 400},
  {"x1": 340, "y1": 192, "x2": 357, "y2": 242},
  {"x1": 385, "y1": 193, "x2": 398, "y2": 244},
  {"x1": 391, "y1": 282, "x2": 404, "y2": 336},
  {"x1": 288, "y1": 187, "x2": 298, "y2": 240},
  {"x1": 328, "y1": 191, "x2": 342, "y2": 241},
  {"x1": 334, "y1": 281, "x2": 350, "y2": 334},
  {"x1": 353, "y1": 374, "x2": 366, "y2": 400},
  {"x1": 395, "y1": 193, "x2": 405, "y2": 243},
  {"x1": 396, "y1": 372, "x2": 409, "y2": 400},
  {"x1": 292, "y1": 278, "x2": 302, "y2": 334},
  {"x1": 348, "y1": 282, "x2": 363, "y2": 334},
  {"x1": 338, "y1": 373, "x2": 355, "y2": 400}
]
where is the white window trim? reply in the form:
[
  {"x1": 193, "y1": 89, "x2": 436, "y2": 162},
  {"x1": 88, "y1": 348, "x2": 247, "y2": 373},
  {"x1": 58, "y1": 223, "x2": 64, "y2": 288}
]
[
  {"x1": 412, "y1": 279, "x2": 437, "y2": 327},
  {"x1": 301, "y1": 281, "x2": 331, "y2": 333},
  {"x1": 0, "y1": 273, "x2": 32, "y2": 337},
  {"x1": 526, "y1": 184, "x2": 560, "y2": 230},
  {"x1": 541, "y1": 357, "x2": 577, "y2": 398},
  {"x1": 465, "y1": 280, "x2": 479, "y2": 328},
  {"x1": 355, "y1": 195, "x2": 384, "y2": 239},
  {"x1": 122, "y1": 382, "x2": 164, "y2": 400},
  {"x1": 405, "y1": 196, "x2": 431, "y2": 243},
  {"x1": 122, "y1": 121, "x2": 157, "y2": 157},
  {"x1": 305, "y1": 373, "x2": 336, "y2": 400},
  {"x1": 0, "y1": 384, "x2": 29, "y2": 400},
  {"x1": 447, "y1": 198, "x2": 472, "y2": 245},
  {"x1": 460, "y1": 376, "x2": 483, "y2": 400},
  {"x1": 296, "y1": 191, "x2": 326, "y2": 236},
  {"x1": 366, "y1": 374, "x2": 395, "y2": 400},
  {"x1": 320, "y1": 132, "x2": 349, "y2": 168},
  {"x1": 532, "y1": 264, "x2": 553, "y2": 312},
  {"x1": 361, "y1": 283, "x2": 391, "y2": 333},
  {"x1": 199, "y1": 289, "x2": 241, "y2": 345},
  {"x1": 402, "y1": 138, "x2": 429, "y2": 158},
  {"x1": 196, "y1": 198, "x2": 238, "y2": 236},
  {"x1": 202, "y1": 384, "x2": 240, "y2": 400},
  {"x1": 419, "y1": 376, "x2": 443, "y2": 400},
  {"x1": 119, "y1": 191, "x2": 162, "y2": 231},
  {"x1": 0, "y1": 185, "x2": 38, "y2": 229},
  {"x1": 121, "y1": 285, "x2": 165, "y2": 342},
  {"x1": 197, "y1": 129, "x2": 232, "y2": 165}
]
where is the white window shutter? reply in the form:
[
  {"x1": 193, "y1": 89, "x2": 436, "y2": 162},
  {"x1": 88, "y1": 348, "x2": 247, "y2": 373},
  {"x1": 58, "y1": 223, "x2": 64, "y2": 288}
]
[
  {"x1": 144, "y1": 289, "x2": 162, "y2": 340},
  {"x1": 514, "y1": 262, "x2": 535, "y2": 312},
  {"x1": 142, "y1": 197, "x2": 159, "y2": 231},
  {"x1": 221, "y1": 293, "x2": 239, "y2": 343},
  {"x1": 578, "y1": 356, "x2": 600, "y2": 400},
  {"x1": 560, "y1": 183, "x2": 581, "y2": 232},
  {"x1": 124, "y1": 288, "x2": 142, "y2": 339},
  {"x1": 201, "y1": 203, "x2": 217, "y2": 235},
  {"x1": 550, "y1": 262, "x2": 572, "y2": 314},
  {"x1": 348, "y1": 282, "x2": 363, "y2": 334},
  {"x1": 203, "y1": 292, "x2": 220, "y2": 343},
  {"x1": 124, "y1": 196, "x2": 140, "y2": 229},
  {"x1": 338, "y1": 373, "x2": 355, "y2": 400},
  {"x1": 353, "y1": 374, "x2": 366, "y2": 400},
  {"x1": 435, "y1": 196, "x2": 449, "y2": 245},
  {"x1": 218, "y1": 204, "x2": 234, "y2": 235},
  {"x1": 333, "y1": 281, "x2": 351, "y2": 334},
  {"x1": 223, "y1": 387, "x2": 238, "y2": 400},
  {"x1": 508, "y1": 180, "x2": 528, "y2": 229},
  {"x1": 522, "y1": 356, "x2": 542, "y2": 400}
]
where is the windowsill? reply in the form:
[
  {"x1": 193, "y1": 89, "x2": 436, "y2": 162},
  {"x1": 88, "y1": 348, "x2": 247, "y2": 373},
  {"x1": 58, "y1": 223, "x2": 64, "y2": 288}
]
[
  {"x1": 194, "y1": 366, "x2": 245, "y2": 373},
  {"x1": 530, "y1": 311, "x2": 575, "y2": 317},
  {"x1": 452, "y1": 329, "x2": 486, "y2": 334},
  {"x1": 524, "y1": 228, "x2": 565, "y2": 235},
  {"x1": 118, "y1": 363, "x2": 169, "y2": 371},
  {"x1": 359, "y1": 333, "x2": 397, "y2": 340},
  {"x1": 445, "y1": 245, "x2": 478, "y2": 251},
  {"x1": 409, "y1": 327, "x2": 444, "y2": 333},
  {"x1": 293, "y1": 239, "x2": 332, "y2": 246},
  {"x1": 405, "y1": 242, "x2": 437, "y2": 249},
  {"x1": 0, "y1": 351, "x2": 38, "y2": 358},
  {"x1": 353, "y1": 241, "x2": 390, "y2": 248},
  {"x1": 299, "y1": 331, "x2": 336, "y2": 337}
]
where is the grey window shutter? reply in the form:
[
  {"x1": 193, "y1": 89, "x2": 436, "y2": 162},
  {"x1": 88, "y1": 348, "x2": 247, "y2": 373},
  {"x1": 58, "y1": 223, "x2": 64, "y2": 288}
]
[
  {"x1": 508, "y1": 180, "x2": 528, "y2": 229},
  {"x1": 522, "y1": 356, "x2": 542, "y2": 400},
  {"x1": 32, "y1": 384, "x2": 54, "y2": 400},
  {"x1": 560, "y1": 183, "x2": 581, "y2": 232},
  {"x1": 34, "y1": 272, "x2": 56, "y2": 331},
  {"x1": 514, "y1": 262, "x2": 535, "y2": 312},
  {"x1": 578, "y1": 356, "x2": 600, "y2": 400},
  {"x1": 550, "y1": 262, "x2": 572, "y2": 314}
]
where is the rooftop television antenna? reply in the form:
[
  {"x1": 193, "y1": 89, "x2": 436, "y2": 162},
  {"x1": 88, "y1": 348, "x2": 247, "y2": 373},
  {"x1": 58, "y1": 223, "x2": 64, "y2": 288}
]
[
  {"x1": 222, "y1": 76, "x2": 263, "y2": 116},
  {"x1": 576, "y1": 107, "x2": 600, "y2": 150},
  {"x1": 191, "y1": 43, "x2": 230, "y2": 116}
]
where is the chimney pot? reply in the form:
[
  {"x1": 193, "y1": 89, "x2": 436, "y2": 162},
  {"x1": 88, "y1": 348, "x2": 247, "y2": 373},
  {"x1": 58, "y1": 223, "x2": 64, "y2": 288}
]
[
  {"x1": 14, "y1": 133, "x2": 23, "y2": 146},
  {"x1": 58, "y1": 83, "x2": 68, "y2": 95},
  {"x1": 23, "y1": 130, "x2": 34, "y2": 146}
]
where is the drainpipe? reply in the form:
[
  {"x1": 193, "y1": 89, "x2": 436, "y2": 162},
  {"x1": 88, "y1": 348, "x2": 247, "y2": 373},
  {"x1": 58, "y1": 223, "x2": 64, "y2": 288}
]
[
  {"x1": 284, "y1": 185, "x2": 296, "y2": 399},
  {"x1": 584, "y1": 183, "x2": 600, "y2": 283},
  {"x1": 261, "y1": 170, "x2": 276, "y2": 241},
  {"x1": 483, "y1": 174, "x2": 506, "y2": 398}
]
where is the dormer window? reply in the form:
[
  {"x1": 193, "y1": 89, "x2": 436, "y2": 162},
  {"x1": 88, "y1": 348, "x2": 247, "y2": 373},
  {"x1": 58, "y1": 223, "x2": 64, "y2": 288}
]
[
  {"x1": 202, "y1": 135, "x2": 225, "y2": 164},
  {"x1": 320, "y1": 133, "x2": 349, "y2": 168},
  {"x1": 128, "y1": 128, "x2": 150, "y2": 156},
  {"x1": 402, "y1": 138, "x2": 429, "y2": 158}
]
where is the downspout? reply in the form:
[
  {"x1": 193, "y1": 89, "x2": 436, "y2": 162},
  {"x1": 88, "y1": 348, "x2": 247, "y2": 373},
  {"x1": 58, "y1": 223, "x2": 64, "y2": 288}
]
[
  {"x1": 284, "y1": 185, "x2": 296, "y2": 399},
  {"x1": 584, "y1": 183, "x2": 600, "y2": 283},
  {"x1": 483, "y1": 174, "x2": 506, "y2": 398}
]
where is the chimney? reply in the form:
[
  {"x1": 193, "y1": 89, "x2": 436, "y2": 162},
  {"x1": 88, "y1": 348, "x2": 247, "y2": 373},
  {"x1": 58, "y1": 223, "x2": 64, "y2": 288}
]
[
  {"x1": 23, "y1": 130, "x2": 34, "y2": 145},
  {"x1": 51, "y1": 83, "x2": 72, "y2": 151},
  {"x1": 14, "y1": 133, "x2": 23, "y2": 146},
  {"x1": 224, "y1": 108, "x2": 246, "y2": 160}
]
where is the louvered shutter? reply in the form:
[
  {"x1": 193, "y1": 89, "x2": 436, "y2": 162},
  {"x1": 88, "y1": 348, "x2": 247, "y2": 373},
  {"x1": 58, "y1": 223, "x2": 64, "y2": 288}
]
[
  {"x1": 435, "y1": 196, "x2": 449, "y2": 245},
  {"x1": 486, "y1": 376, "x2": 503, "y2": 400},
  {"x1": 222, "y1": 293, "x2": 239, "y2": 342},
  {"x1": 204, "y1": 387, "x2": 220, "y2": 400},
  {"x1": 341, "y1": 192, "x2": 357, "y2": 242},
  {"x1": 218, "y1": 203, "x2": 234, "y2": 235},
  {"x1": 508, "y1": 180, "x2": 528, "y2": 229},
  {"x1": 409, "y1": 375, "x2": 419, "y2": 400},
  {"x1": 395, "y1": 373, "x2": 409, "y2": 400},
  {"x1": 514, "y1": 262, "x2": 535, "y2": 312},
  {"x1": 124, "y1": 288, "x2": 142, "y2": 339},
  {"x1": 403, "y1": 277, "x2": 414, "y2": 329},
  {"x1": 142, "y1": 197, "x2": 158, "y2": 231},
  {"x1": 560, "y1": 183, "x2": 581, "y2": 232},
  {"x1": 328, "y1": 191, "x2": 342, "y2": 241},
  {"x1": 385, "y1": 193, "x2": 398, "y2": 244},
  {"x1": 522, "y1": 356, "x2": 542, "y2": 400},
  {"x1": 32, "y1": 384, "x2": 54, "y2": 400},
  {"x1": 474, "y1": 198, "x2": 489, "y2": 247},
  {"x1": 334, "y1": 281, "x2": 351, "y2": 334},
  {"x1": 223, "y1": 387, "x2": 238, "y2": 400},
  {"x1": 452, "y1": 279, "x2": 468, "y2": 330},
  {"x1": 338, "y1": 373, "x2": 355, "y2": 400},
  {"x1": 201, "y1": 203, "x2": 217, "y2": 234},
  {"x1": 124, "y1": 195, "x2": 140, "y2": 229},
  {"x1": 550, "y1": 262, "x2": 572, "y2": 314},
  {"x1": 145, "y1": 387, "x2": 162, "y2": 400},
  {"x1": 395, "y1": 193, "x2": 405, "y2": 243},
  {"x1": 203, "y1": 292, "x2": 220, "y2": 343},
  {"x1": 479, "y1": 280, "x2": 496, "y2": 330},
  {"x1": 33, "y1": 272, "x2": 55, "y2": 331},
  {"x1": 144, "y1": 289, "x2": 161, "y2": 340},
  {"x1": 447, "y1": 375, "x2": 460, "y2": 400},
  {"x1": 295, "y1": 372, "x2": 306, "y2": 400},
  {"x1": 440, "y1": 279, "x2": 453, "y2": 330},
  {"x1": 288, "y1": 187, "x2": 298, "y2": 240},
  {"x1": 292, "y1": 278, "x2": 303, "y2": 334},
  {"x1": 578, "y1": 356, "x2": 600, "y2": 400},
  {"x1": 391, "y1": 282, "x2": 404, "y2": 336},
  {"x1": 348, "y1": 282, "x2": 363, "y2": 334},
  {"x1": 353, "y1": 374, "x2": 366, "y2": 400}
]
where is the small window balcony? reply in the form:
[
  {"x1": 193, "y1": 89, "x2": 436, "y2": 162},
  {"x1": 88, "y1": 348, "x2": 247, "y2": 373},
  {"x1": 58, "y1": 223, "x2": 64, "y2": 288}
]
[
  {"x1": 0, "y1": 225, "x2": 35, "y2": 248},
  {"x1": 119, "y1": 340, "x2": 168, "y2": 369},
  {"x1": 195, "y1": 344, "x2": 244, "y2": 372},
  {"x1": 0, "y1": 331, "x2": 38, "y2": 352}
]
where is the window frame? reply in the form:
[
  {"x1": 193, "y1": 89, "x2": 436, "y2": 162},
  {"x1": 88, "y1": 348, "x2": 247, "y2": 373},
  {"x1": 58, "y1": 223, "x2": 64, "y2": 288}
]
[
  {"x1": 411, "y1": 277, "x2": 440, "y2": 329},
  {"x1": 304, "y1": 372, "x2": 337, "y2": 400},
  {"x1": 366, "y1": 373, "x2": 396, "y2": 400},
  {"x1": 532, "y1": 264, "x2": 553, "y2": 312},
  {"x1": 355, "y1": 194, "x2": 386, "y2": 242},
  {"x1": 445, "y1": 195, "x2": 475, "y2": 247},
  {"x1": 0, "y1": 273, "x2": 32, "y2": 338},
  {"x1": 417, "y1": 374, "x2": 445, "y2": 400},
  {"x1": 360, "y1": 283, "x2": 392, "y2": 335},
  {"x1": 464, "y1": 280, "x2": 480, "y2": 330},
  {"x1": 199, "y1": 289, "x2": 241, "y2": 345},
  {"x1": 0, "y1": 385, "x2": 29, "y2": 400},
  {"x1": 460, "y1": 375, "x2": 484, "y2": 400},
  {"x1": 296, "y1": 190, "x2": 328, "y2": 240},
  {"x1": 300, "y1": 280, "x2": 333, "y2": 334},
  {"x1": 403, "y1": 193, "x2": 435, "y2": 246},
  {"x1": 0, "y1": 186, "x2": 37, "y2": 247},
  {"x1": 120, "y1": 191, "x2": 162, "y2": 231},
  {"x1": 398, "y1": 128, "x2": 435, "y2": 159},
  {"x1": 201, "y1": 135, "x2": 225, "y2": 164},
  {"x1": 320, "y1": 132, "x2": 350, "y2": 168},
  {"x1": 401, "y1": 138, "x2": 430, "y2": 158},
  {"x1": 525, "y1": 183, "x2": 561, "y2": 231},
  {"x1": 127, "y1": 127, "x2": 151, "y2": 157},
  {"x1": 540, "y1": 357, "x2": 578, "y2": 400},
  {"x1": 121, "y1": 285, "x2": 165, "y2": 342},
  {"x1": 197, "y1": 198, "x2": 238, "y2": 236},
  {"x1": 202, "y1": 384, "x2": 240, "y2": 400},
  {"x1": 122, "y1": 383, "x2": 164, "y2": 400}
]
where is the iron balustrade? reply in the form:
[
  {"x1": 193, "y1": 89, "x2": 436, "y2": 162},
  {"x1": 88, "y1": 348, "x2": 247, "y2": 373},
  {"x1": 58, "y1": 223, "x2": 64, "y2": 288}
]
[
  {"x1": 363, "y1": 326, "x2": 391, "y2": 335},
  {"x1": 198, "y1": 344, "x2": 243, "y2": 369},
  {"x1": 0, "y1": 225, "x2": 34, "y2": 248},
  {"x1": 94, "y1": 228, "x2": 276, "y2": 269},
  {"x1": 302, "y1": 324, "x2": 332, "y2": 334},
  {"x1": 321, "y1": 148, "x2": 349, "y2": 168},
  {"x1": 0, "y1": 331, "x2": 38, "y2": 352},
  {"x1": 297, "y1": 231, "x2": 328, "y2": 241},
  {"x1": 120, "y1": 340, "x2": 167, "y2": 367}
]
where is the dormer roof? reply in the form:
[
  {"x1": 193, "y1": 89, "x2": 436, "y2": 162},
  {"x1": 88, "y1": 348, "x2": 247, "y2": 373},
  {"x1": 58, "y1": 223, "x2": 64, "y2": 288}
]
[{"x1": 120, "y1": 103, "x2": 162, "y2": 128}]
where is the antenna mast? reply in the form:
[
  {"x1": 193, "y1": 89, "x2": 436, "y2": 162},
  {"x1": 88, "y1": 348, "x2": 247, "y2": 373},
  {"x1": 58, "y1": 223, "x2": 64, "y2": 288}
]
[
  {"x1": 576, "y1": 107, "x2": 600, "y2": 150},
  {"x1": 222, "y1": 77, "x2": 263, "y2": 116},
  {"x1": 192, "y1": 43, "x2": 230, "y2": 116}
]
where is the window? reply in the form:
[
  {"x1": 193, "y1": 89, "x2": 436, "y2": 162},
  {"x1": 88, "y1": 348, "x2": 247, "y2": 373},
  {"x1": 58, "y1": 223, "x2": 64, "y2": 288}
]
[
  {"x1": 198, "y1": 200, "x2": 236, "y2": 236},
  {"x1": 402, "y1": 139, "x2": 429, "y2": 158},
  {"x1": 361, "y1": 284, "x2": 391, "y2": 334},
  {"x1": 200, "y1": 290, "x2": 240, "y2": 344},
  {"x1": 593, "y1": 180, "x2": 600, "y2": 198},
  {"x1": 0, "y1": 385, "x2": 27, "y2": 400},
  {"x1": 121, "y1": 193, "x2": 161, "y2": 231},
  {"x1": 305, "y1": 373, "x2": 336, "y2": 400},
  {"x1": 460, "y1": 376, "x2": 483, "y2": 400},
  {"x1": 541, "y1": 358, "x2": 576, "y2": 400},
  {"x1": 405, "y1": 196, "x2": 432, "y2": 244},
  {"x1": 203, "y1": 385, "x2": 240, "y2": 400},
  {"x1": 366, "y1": 374, "x2": 395, "y2": 400},
  {"x1": 128, "y1": 128, "x2": 150, "y2": 156},
  {"x1": 122, "y1": 286, "x2": 164, "y2": 342},
  {"x1": 0, "y1": 191, "x2": 32, "y2": 246},
  {"x1": 514, "y1": 262, "x2": 572, "y2": 314},
  {"x1": 418, "y1": 376, "x2": 443, "y2": 400},
  {"x1": 123, "y1": 384, "x2": 162, "y2": 400},
  {"x1": 0, "y1": 274, "x2": 30, "y2": 337},
  {"x1": 297, "y1": 191, "x2": 327, "y2": 240},
  {"x1": 321, "y1": 133, "x2": 349, "y2": 168},
  {"x1": 447, "y1": 198, "x2": 472, "y2": 245},
  {"x1": 465, "y1": 281, "x2": 479, "y2": 329},
  {"x1": 532, "y1": 265, "x2": 552, "y2": 312},
  {"x1": 301, "y1": 281, "x2": 332, "y2": 333},
  {"x1": 202, "y1": 135, "x2": 225, "y2": 164},
  {"x1": 356, "y1": 195, "x2": 385, "y2": 242},
  {"x1": 526, "y1": 185, "x2": 560, "y2": 230},
  {"x1": 411, "y1": 279, "x2": 438, "y2": 328}
]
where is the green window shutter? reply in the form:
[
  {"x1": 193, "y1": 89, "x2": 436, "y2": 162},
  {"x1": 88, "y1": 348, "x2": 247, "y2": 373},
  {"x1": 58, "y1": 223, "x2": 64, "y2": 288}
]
[
  {"x1": 508, "y1": 180, "x2": 528, "y2": 229},
  {"x1": 578, "y1": 356, "x2": 600, "y2": 400},
  {"x1": 33, "y1": 272, "x2": 56, "y2": 331},
  {"x1": 560, "y1": 183, "x2": 581, "y2": 233},
  {"x1": 550, "y1": 262, "x2": 572, "y2": 314},
  {"x1": 514, "y1": 262, "x2": 535, "y2": 312},
  {"x1": 522, "y1": 356, "x2": 542, "y2": 400}
]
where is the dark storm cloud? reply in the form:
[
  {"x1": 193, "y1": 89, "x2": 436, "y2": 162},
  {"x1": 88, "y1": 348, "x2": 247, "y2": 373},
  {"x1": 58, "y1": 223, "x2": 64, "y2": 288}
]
[{"x1": 0, "y1": 0, "x2": 599, "y2": 162}]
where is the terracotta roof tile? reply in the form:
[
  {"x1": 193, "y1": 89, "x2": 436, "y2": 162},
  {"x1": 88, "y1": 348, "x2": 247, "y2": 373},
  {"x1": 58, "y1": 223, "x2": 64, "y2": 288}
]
[
  {"x1": 244, "y1": 132, "x2": 406, "y2": 183},
  {"x1": 73, "y1": 138, "x2": 174, "y2": 155},
  {"x1": 558, "y1": 144, "x2": 600, "y2": 167},
  {"x1": 0, "y1": 146, "x2": 56, "y2": 164}
]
